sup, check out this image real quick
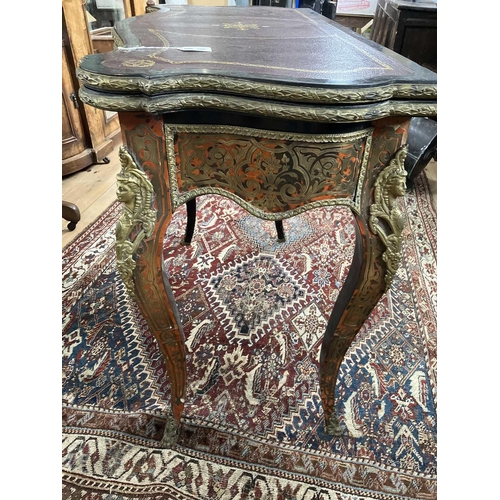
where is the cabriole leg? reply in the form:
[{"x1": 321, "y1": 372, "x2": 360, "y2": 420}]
[
  {"x1": 115, "y1": 113, "x2": 187, "y2": 447},
  {"x1": 320, "y1": 143, "x2": 409, "y2": 436},
  {"x1": 319, "y1": 215, "x2": 386, "y2": 435}
]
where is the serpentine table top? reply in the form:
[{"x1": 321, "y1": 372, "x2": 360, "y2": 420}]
[
  {"x1": 77, "y1": 5, "x2": 437, "y2": 112},
  {"x1": 76, "y1": 5, "x2": 437, "y2": 445}
]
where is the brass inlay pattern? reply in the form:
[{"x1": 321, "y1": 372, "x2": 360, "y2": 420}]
[
  {"x1": 115, "y1": 146, "x2": 157, "y2": 297},
  {"x1": 223, "y1": 22, "x2": 259, "y2": 30},
  {"x1": 165, "y1": 125, "x2": 373, "y2": 219},
  {"x1": 369, "y1": 146, "x2": 408, "y2": 287},
  {"x1": 149, "y1": 29, "x2": 170, "y2": 48},
  {"x1": 76, "y1": 67, "x2": 436, "y2": 103},
  {"x1": 79, "y1": 87, "x2": 437, "y2": 122},
  {"x1": 354, "y1": 134, "x2": 372, "y2": 209},
  {"x1": 140, "y1": 29, "x2": 394, "y2": 75},
  {"x1": 127, "y1": 12, "x2": 398, "y2": 75},
  {"x1": 121, "y1": 59, "x2": 156, "y2": 68},
  {"x1": 331, "y1": 32, "x2": 392, "y2": 71}
]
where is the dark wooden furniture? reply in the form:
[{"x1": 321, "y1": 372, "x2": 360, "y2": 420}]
[
  {"x1": 62, "y1": 5, "x2": 121, "y2": 176},
  {"x1": 252, "y1": 0, "x2": 291, "y2": 7},
  {"x1": 62, "y1": 0, "x2": 149, "y2": 176},
  {"x1": 77, "y1": 5, "x2": 437, "y2": 445},
  {"x1": 371, "y1": 0, "x2": 437, "y2": 182},
  {"x1": 62, "y1": 201, "x2": 81, "y2": 231},
  {"x1": 404, "y1": 116, "x2": 437, "y2": 185},
  {"x1": 334, "y1": 14, "x2": 373, "y2": 31},
  {"x1": 371, "y1": 0, "x2": 437, "y2": 72}
]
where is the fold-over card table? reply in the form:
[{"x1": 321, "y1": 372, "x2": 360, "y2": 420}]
[{"x1": 77, "y1": 5, "x2": 437, "y2": 445}]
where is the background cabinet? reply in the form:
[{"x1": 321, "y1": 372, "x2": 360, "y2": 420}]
[
  {"x1": 62, "y1": 34, "x2": 91, "y2": 175},
  {"x1": 371, "y1": 0, "x2": 437, "y2": 72},
  {"x1": 62, "y1": 0, "x2": 151, "y2": 176}
]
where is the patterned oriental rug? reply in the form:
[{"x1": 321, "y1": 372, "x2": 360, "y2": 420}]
[{"x1": 62, "y1": 173, "x2": 437, "y2": 500}]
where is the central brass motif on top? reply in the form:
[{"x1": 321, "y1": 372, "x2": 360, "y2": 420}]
[
  {"x1": 121, "y1": 59, "x2": 156, "y2": 68},
  {"x1": 165, "y1": 125, "x2": 373, "y2": 220}
]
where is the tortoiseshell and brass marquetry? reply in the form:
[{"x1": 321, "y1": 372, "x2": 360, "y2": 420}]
[
  {"x1": 166, "y1": 125, "x2": 373, "y2": 219},
  {"x1": 77, "y1": 4, "x2": 437, "y2": 445}
]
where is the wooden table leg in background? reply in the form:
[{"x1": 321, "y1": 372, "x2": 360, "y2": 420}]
[
  {"x1": 183, "y1": 197, "x2": 286, "y2": 245},
  {"x1": 62, "y1": 201, "x2": 81, "y2": 231}
]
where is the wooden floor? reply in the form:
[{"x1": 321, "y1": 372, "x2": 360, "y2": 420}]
[
  {"x1": 62, "y1": 145, "x2": 123, "y2": 248},
  {"x1": 62, "y1": 142, "x2": 437, "y2": 249}
]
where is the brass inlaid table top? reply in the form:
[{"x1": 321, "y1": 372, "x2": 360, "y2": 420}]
[{"x1": 78, "y1": 6, "x2": 436, "y2": 107}]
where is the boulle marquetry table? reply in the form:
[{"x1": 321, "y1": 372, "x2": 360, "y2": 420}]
[{"x1": 77, "y1": 5, "x2": 437, "y2": 445}]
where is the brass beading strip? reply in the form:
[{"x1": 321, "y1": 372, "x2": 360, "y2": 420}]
[{"x1": 77, "y1": 68, "x2": 436, "y2": 104}]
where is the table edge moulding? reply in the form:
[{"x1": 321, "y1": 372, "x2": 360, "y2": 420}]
[{"x1": 77, "y1": 4, "x2": 437, "y2": 446}]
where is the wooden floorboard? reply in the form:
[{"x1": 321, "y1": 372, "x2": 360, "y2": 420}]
[{"x1": 62, "y1": 143, "x2": 122, "y2": 248}]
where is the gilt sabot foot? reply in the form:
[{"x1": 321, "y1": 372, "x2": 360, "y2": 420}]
[
  {"x1": 160, "y1": 414, "x2": 179, "y2": 448},
  {"x1": 325, "y1": 411, "x2": 343, "y2": 436}
]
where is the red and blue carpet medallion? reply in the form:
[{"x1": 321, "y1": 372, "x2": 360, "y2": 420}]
[{"x1": 62, "y1": 173, "x2": 437, "y2": 500}]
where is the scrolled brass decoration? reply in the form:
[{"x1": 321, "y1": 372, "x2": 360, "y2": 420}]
[
  {"x1": 369, "y1": 146, "x2": 408, "y2": 287},
  {"x1": 115, "y1": 146, "x2": 157, "y2": 297},
  {"x1": 122, "y1": 59, "x2": 156, "y2": 68},
  {"x1": 394, "y1": 84, "x2": 437, "y2": 100},
  {"x1": 174, "y1": 128, "x2": 363, "y2": 212},
  {"x1": 78, "y1": 87, "x2": 437, "y2": 123},
  {"x1": 76, "y1": 67, "x2": 436, "y2": 104}
]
